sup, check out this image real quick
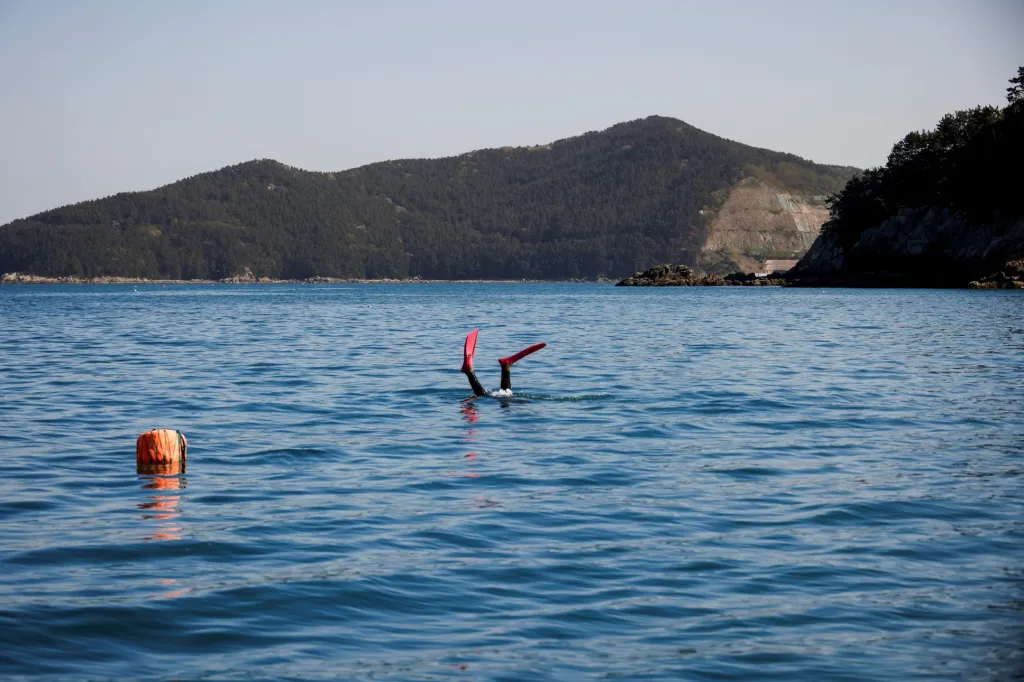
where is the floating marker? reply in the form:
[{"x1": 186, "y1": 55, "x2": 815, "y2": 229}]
[{"x1": 137, "y1": 429, "x2": 187, "y2": 474}]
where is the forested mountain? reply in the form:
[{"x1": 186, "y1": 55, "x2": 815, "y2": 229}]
[
  {"x1": 793, "y1": 67, "x2": 1024, "y2": 287},
  {"x1": 0, "y1": 116, "x2": 855, "y2": 280}
]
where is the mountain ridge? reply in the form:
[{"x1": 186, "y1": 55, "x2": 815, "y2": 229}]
[{"x1": 1, "y1": 116, "x2": 857, "y2": 280}]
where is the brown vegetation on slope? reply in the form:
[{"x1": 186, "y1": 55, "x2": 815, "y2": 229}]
[{"x1": 699, "y1": 177, "x2": 830, "y2": 274}]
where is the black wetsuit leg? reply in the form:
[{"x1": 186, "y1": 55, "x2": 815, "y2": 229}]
[
  {"x1": 500, "y1": 363, "x2": 512, "y2": 391},
  {"x1": 464, "y1": 369, "x2": 488, "y2": 397}
]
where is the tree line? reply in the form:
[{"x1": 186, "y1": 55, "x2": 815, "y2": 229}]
[{"x1": 823, "y1": 67, "x2": 1024, "y2": 251}]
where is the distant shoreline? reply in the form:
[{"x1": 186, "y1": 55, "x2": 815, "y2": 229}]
[{"x1": 0, "y1": 273, "x2": 613, "y2": 285}]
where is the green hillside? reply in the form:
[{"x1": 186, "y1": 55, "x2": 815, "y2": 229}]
[{"x1": 0, "y1": 116, "x2": 856, "y2": 280}]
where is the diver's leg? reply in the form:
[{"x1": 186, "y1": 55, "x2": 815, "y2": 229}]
[
  {"x1": 497, "y1": 342, "x2": 546, "y2": 392},
  {"x1": 464, "y1": 368, "x2": 488, "y2": 396}
]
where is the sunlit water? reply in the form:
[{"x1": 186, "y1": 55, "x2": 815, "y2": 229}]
[{"x1": 0, "y1": 284, "x2": 1021, "y2": 680}]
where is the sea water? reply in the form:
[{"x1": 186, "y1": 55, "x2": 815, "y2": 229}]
[{"x1": 0, "y1": 284, "x2": 1021, "y2": 680}]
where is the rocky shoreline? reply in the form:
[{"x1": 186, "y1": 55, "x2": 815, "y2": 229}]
[
  {"x1": 615, "y1": 259, "x2": 1024, "y2": 289},
  {"x1": 966, "y1": 259, "x2": 1024, "y2": 289},
  {"x1": 615, "y1": 264, "x2": 786, "y2": 287},
  {"x1": 0, "y1": 271, "x2": 610, "y2": 285},
  {"x1": 6, "y1": 261, "x2": 1021, "y2": 289}
]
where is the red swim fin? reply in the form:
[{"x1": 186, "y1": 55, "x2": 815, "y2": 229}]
[
  {"x1": 499, "y1": 342, "x2": 546, "y2": 368},
  {"x1": 462, "y1": 329, "x2": 479, "y2": 374}
]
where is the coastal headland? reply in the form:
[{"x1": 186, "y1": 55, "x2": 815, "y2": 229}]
[
  {"x1": 621, "y1": 69, "x2": 1024, "y2": 289},
  {"x1": 784, "y1": 69, "x2": 1023, "y2": 289}
]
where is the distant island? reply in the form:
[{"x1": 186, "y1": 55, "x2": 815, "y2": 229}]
[{"x1": 0, "y1": 117, "x2": 854, "y2": 282}]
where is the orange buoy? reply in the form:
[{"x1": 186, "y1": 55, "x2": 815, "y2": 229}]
[{"x1": 137, "y1": 429, "x2": 187, "y2": 474}]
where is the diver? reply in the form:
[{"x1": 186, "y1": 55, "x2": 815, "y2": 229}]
[{"x1": 461, "y1": 328, "x2": 546, "y2": 397}]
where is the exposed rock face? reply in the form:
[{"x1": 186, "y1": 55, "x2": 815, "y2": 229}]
[
  {"x1": 699, "y1": 178, "x2": 830, "y2": 274},
  {"x1": 790, "y1": 208, "x2": 1024, "y2": 287}
]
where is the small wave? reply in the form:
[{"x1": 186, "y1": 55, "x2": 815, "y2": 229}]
[{"x1": 229, "y1": 446, "x2": 338, "y2": 465}]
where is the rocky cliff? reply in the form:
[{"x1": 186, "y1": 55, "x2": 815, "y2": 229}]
[{"x1": 789, "y1": 207, "x2": 1024, "y2": 287}]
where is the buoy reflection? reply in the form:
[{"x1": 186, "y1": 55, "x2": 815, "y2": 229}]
[
  {"x1": 139, "y1": 474, "x2": 185, "y2": 542},
  {"x1": 155, "y1": 577, "x2": 190, "y2": 600}
]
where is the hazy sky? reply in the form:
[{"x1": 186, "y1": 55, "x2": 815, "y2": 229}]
[{"x1": 0, "y1": 0, "x2": 1021, "y2": 224}]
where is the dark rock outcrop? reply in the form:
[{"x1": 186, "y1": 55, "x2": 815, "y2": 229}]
[
  {"x1": 788, "y1": 208, "x2": 1024, "y2": 288},
  {"x1": 967, "y1": 259, "x2": 1024, "y2": 289},
  {"x1": 721, "y1": 271, "x2": 789, "y2": 286},
  {"x1": 617, "y1": 264, "x2": 700, "y2": 286},
  {"x1": 616, "y1": 264, "x2": 786, "y2": 286}
]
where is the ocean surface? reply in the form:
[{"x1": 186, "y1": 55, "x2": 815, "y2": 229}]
[{"x1": 0, "y1": 283, "x2": 1021, "y2": 681}]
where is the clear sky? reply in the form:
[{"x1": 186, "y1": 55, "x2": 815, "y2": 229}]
[{"x1": 0, "y1": 0, "x2": 1020, "y2": 225}]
